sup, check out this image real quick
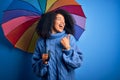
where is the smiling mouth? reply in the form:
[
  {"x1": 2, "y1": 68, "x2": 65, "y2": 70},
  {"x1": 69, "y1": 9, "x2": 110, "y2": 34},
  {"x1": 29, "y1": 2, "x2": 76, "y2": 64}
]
[{"x1": 59, "y1": 24, "x2": 64, "y2": 27}]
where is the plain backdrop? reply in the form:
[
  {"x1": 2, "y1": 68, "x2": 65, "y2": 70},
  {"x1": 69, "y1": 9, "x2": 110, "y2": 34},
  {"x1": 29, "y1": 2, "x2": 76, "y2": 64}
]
[{"x1": 0, "y1": 0, "x2": 120, "y2": 80}]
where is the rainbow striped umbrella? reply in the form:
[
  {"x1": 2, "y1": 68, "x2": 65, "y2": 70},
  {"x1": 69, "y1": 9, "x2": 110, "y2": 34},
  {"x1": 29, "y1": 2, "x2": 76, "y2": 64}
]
[{"x1": 1, "y1": 0, "x2": 86, "y2": 53}]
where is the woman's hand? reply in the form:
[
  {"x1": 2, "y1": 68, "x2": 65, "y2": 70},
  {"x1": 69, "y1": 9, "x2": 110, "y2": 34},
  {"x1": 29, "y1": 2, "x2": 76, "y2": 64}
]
[
  {"x1": 60, "y1": 34, "x2": 71, "y2": 50},
  {"x1": 42, "y1": 54, "x2": 49, "y2": 64}
]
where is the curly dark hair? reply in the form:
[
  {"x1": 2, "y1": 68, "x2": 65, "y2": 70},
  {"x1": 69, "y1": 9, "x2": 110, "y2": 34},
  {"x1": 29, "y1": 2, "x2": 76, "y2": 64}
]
[{"x1": 36, "y1": 9, "x2": 75, "y2": 39}]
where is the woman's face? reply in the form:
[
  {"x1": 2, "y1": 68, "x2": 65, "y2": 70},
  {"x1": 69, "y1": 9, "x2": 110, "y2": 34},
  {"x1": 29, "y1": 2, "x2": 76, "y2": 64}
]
[{"x1": 52, "y1": 14, "x2": 65, "y2": 34}]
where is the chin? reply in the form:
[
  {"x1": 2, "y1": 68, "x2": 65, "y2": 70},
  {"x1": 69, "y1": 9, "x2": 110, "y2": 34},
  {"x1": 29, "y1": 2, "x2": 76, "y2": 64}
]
[{"x1": 58, "y1": 30, "x2": 63, "y2": 33}]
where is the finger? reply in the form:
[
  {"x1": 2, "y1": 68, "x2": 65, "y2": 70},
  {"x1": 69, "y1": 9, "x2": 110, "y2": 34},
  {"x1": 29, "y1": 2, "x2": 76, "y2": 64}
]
[
  {"x1": 61, "y1": 39, "x2": 65, "y2": 44},
  {"x1": 44, "y1": 61, "x2": 48, "y2": 64}
]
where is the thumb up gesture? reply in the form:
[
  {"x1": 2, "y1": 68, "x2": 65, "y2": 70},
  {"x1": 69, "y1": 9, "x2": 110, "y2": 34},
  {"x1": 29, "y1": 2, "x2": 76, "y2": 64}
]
[{"x1": 60, "y1": 34, "x2": 71, "y2": 50}]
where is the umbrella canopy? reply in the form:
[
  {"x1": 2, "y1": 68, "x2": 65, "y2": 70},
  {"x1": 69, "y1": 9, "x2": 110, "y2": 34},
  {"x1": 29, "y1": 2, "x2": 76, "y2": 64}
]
[{"x1": 1, "y1": 0, "x2": 86, "y2": 53}]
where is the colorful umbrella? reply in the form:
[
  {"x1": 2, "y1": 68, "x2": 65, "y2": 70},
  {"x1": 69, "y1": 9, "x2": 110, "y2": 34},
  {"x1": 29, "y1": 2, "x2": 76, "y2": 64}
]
[{"x1": 1, "y1": 0, "x2": 86, "y2": 53}]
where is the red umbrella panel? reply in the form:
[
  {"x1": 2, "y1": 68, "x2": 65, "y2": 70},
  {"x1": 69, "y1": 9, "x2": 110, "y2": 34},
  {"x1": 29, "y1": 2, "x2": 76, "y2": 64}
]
[{"x1": 1, "y1": 0, "x2": 86, "y2": 53}]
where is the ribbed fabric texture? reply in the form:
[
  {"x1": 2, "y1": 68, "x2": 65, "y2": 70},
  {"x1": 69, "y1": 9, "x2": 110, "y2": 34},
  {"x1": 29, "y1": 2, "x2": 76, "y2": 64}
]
[{"x1": 32, "y1": 31, "x2": 82, "y2": 80}]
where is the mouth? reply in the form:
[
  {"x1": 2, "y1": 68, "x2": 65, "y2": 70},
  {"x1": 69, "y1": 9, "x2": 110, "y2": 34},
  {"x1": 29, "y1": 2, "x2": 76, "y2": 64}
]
[{"x1": 59, "y1": 24, "x2": 64, "y2": 28}]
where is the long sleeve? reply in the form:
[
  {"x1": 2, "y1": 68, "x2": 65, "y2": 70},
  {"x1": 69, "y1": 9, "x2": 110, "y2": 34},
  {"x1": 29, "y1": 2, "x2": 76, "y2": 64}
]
[
  {"x1": 32, "y1": 39, "x2": 48, "y2": 77},
  {"x1": 62, "y1": 35, "x2": 83, "y2": 71}
]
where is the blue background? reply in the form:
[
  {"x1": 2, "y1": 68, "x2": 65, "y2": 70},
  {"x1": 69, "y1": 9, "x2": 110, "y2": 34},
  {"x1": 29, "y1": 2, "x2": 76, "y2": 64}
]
[{"x1": 0, "y1": 0, "x2": 120, "y2": 80}]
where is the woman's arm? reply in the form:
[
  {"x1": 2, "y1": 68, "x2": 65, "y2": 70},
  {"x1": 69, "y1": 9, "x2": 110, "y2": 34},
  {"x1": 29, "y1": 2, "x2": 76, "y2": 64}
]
[
  {"x1": 62, "y1": 35, "x2": 83, "y2": 71},
  {"x1": 32, "y1": 39, "x2": 48, "y2": 77}
]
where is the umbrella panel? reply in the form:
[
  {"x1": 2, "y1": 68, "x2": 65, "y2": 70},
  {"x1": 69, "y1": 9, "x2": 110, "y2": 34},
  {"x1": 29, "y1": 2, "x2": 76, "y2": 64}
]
[{"x1": 2, "y1": 0, "x2": 86, "y2": 53}]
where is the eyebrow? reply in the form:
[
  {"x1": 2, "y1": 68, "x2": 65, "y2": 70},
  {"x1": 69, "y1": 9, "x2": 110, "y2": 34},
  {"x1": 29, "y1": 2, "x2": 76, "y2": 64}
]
[
  {"x1": 56, "y1": 16, "x2": 64, "y2": 19},
  {"x1": 56, "y1": 16, "x2": 62, "y2": 18}
]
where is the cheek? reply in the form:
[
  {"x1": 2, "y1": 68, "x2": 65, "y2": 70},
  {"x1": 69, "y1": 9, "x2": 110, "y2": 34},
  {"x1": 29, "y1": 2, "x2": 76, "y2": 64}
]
[
  {"x1": 54, "y1": 21, "x2": 59, "y2": 27},
  {"x1": 55, "y1": 20, "x2": 60, "y2": 24}
]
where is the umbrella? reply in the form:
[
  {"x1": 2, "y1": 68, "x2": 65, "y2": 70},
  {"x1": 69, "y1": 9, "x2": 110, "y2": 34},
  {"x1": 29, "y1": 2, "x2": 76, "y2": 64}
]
[{"x1": 1, "y1": 0, "x2": 86, "y2": 53}]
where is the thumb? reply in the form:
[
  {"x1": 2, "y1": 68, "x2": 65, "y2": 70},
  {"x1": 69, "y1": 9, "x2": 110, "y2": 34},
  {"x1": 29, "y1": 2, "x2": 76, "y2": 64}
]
[{"x1": 66, "y1": 34, "x2": 70, "y2": 39}]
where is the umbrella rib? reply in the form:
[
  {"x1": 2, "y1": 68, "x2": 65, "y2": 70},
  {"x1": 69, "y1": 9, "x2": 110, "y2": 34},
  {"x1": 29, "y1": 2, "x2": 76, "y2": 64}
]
[
  {"x1": 4, "y1": 9, "x2": 41, "y2": 15},
  {"x1": 3, "y1": 9, "x2": 40, "y2": 16},
  {"x1": 75, "y1": 24, "x2": 85, "y2": 30},
  {"x1": 54, "y1": 5, "x2": 86, "y2": 17},
  {"x1": 14, "y1": 20, "x2": 39, "y2": 53},
  {"x1": 10, "y1": 17, "x2": 38, "y2": 33},
  {"x1": 2, "y1": 10, "x2": 40, "y2": 24},
  {"x1": 37, "y1": 0, "x2": 47, "y2": 13},
  {"x1": 74, "y1": 24, "x2": 85, "y2": 40},
  {"x1": 21, "y1": 0, "x2": 41, "y2": 14},
  {"x1": 27, "y1": 33, "x2": 36, "y2": 53},
  {"x1": 6, "y1": 0, "x2": 15, "y2": 10},
  {"x1": 47, "y1": 0, "x2": 58, "y2": 12},
  {"x1": 6, "y1": 0, "x2": 41, "y2": 14},
  {"x1": 37, "y1": 0, "x2": 43, "y2": 13},
  {"x1": 26, "y1": 21, "x2": 38, "y2": 52},
  {"x1": 5, "y1": 17, "x2": 39, "y2": 43},
  {"x1": 3, "y1": 15, "x2": 39, "y2": 27},
  {"x1": 44, "y1": 0, "x2": 47, "y2": 13}
]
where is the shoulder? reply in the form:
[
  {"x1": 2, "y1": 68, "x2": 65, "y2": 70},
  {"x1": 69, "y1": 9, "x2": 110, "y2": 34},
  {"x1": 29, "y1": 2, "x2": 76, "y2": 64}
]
[
  {"x1": 69, "y1": 34, "x2": 76, "y2": 42},
  {"x1": 36, "y1": 37, "x2": 45, "y2": 46},
  {"x1": 37, "y1": 37, "x2": 44, "y2": 42}
]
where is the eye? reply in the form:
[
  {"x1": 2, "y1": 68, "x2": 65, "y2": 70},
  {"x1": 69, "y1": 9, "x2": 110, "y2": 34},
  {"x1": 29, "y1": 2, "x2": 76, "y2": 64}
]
[{"x1": 56, "y1": 17, "x2": 61, "y2": 21}]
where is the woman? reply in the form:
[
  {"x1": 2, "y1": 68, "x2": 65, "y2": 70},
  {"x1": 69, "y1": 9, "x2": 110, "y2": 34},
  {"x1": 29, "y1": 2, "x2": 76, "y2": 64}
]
[{"x1": 32, "y1": 9, "x2": 83, "y2": 80}]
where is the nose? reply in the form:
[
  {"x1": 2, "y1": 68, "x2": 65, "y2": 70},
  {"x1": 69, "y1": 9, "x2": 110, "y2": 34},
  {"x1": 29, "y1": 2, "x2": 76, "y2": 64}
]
[{"x1": 60, "y1": 20, "x2": 65, "y2": 25}]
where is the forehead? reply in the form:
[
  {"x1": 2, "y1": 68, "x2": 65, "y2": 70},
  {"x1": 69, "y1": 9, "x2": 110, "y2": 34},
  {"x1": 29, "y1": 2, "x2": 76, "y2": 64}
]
[{"x1": 56, "y1": 14, "x2": 64, "y2": 18}]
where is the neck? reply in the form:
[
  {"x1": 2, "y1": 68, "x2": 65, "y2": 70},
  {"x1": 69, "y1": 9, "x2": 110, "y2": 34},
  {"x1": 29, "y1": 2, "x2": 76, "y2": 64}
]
[{"x1": 51, "y1": 28, "x2": 57, "y2": 34}]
